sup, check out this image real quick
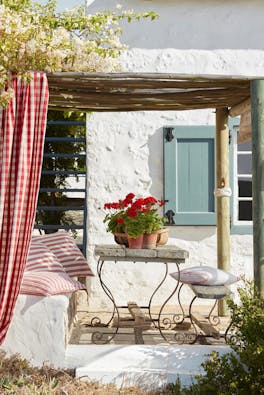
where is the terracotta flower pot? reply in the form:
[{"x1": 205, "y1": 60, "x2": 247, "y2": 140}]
[
  {"x1": 156, "y1": 228, "x2": 169, "y2": 246},
  {"x1": 114, "y1": 232, "x2": 128, "y2": 247},
  {"x1": 142, "y1": 231, "x2": 158, "y2": 249},
  {"x1": 127, "y1": 234, "x2": 144, "y2": 249}
]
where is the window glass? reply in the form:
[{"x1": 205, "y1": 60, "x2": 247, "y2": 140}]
[
  {"x1": 237, "y1": 154, "x2": 251, "y2": 175},
  {"x1": 238, "y1": 200, "x2": 252, "y2": 221},
  {"x1": 238, "y1": 178, "x2": 252, "y2": 197},
  {"x1": 235, "y1": 138, "x2": 252, "y2": 223},
  {"x1": 237, "y1": 140, "x2": 252, "y2": 151}
]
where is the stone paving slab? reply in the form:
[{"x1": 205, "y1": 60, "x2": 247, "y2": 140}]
[{"x1": 69, "y1": 305, "x2": 230, "y2": 347}]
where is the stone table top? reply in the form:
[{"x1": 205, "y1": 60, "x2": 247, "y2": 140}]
[{"x1": 94, "y1": 244, "x2": 189, "y2": 263}]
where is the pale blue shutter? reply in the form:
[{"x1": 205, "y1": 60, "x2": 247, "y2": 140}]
[{"x1": 164, "y1": 126, "x2": 216, "y2": 225}]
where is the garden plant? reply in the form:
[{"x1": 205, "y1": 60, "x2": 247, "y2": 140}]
[
  {"x1": 0, "y1": 0, "x2": 158, "y2": 107},
  {"x1": 166, "y1": 280, "x2": 264, "y2": 394}
]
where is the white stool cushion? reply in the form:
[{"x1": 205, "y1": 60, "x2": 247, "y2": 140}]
[{"x1": 170, "y1": 266, "x2": 240, "y2": 285}]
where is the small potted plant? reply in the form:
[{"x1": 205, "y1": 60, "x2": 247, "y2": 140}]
[{"x1": 103, "y1": 193, "x2": 167, "y2": 249}]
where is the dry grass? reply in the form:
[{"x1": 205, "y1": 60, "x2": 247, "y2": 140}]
[{"x1": 0, "y1": 352, "x2": 173, "y2": 395}]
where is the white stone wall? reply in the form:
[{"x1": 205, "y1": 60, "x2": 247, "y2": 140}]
[
  {"x1": 1, "y1": 295, "x2": 70, "y2": 367},
  {"x1": 87, "y1": 0, "x2": 264, "y2": 51},
  {"x1": 85, "y1": 0, "x2": 262, "y2": 307}
]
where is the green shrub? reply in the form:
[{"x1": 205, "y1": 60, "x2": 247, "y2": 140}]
[{"x1": 166, "y1": 280, "x2": 264, "y2": 395}]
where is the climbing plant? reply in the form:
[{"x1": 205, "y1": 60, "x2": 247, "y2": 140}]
[{"x1": 0, "y1": 0, "x2": 158, "y2": 106}]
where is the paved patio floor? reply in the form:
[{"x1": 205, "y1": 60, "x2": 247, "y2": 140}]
[{"x1": 69, "y1": 305, "x2": 231, "y2": 346}]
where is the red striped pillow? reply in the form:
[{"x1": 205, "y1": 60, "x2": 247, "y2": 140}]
[
  {"x1": 20, "y1": 271, "x2": 87, "y2": 296},
  {"x1": 26, "y1": 241, "x2": 65, "y2": 273},
  {"x1": 32, "y1": 231, "x2": 94, "y2": 277}
]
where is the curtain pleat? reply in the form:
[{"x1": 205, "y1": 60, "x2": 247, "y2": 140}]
[{"x1": 0, "y1": 72, "x2": 49, "y2": 343}]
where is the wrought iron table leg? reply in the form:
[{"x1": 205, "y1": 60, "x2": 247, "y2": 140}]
[
  {"x1": 148, "y1": 261, "x2": 169, "y2": 328},
  {"x1": 156, "y1": 262, "x2": 183, "y2": 342},
  {"x1": 91, "y1": 259, "x2": 120, "y2": 344}
]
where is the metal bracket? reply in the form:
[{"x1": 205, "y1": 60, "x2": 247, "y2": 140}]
[
  {"x1": 165, "y1": 209, "x2": 176, "y2": 225},
  {"x1": 164, "y1": 127, "x2": 174, "y2": 142},
  {"x1": 229, "y1": 131, "x2": 232, "y2": 145}
]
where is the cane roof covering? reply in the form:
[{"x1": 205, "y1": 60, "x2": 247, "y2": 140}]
[{"x1": 47, "y1": 72, "x2": 256, "y2": 112}]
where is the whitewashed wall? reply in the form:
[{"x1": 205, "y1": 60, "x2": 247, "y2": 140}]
[{"x1": 85, "y1": 0, "x2": 263, "y2": 307}]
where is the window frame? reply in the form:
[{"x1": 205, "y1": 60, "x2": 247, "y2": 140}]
[{"x1": 229, "y1": 118, "x2": 253, "y2": 235}]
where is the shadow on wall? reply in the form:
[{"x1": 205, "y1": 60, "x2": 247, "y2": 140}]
[{"x1": 148, "y1": 127, "x2": 216, "y2": 243}]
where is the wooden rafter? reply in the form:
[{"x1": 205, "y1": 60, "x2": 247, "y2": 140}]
[{"x1": 47, "y1": 72, "x2": 254, "y2": 112}]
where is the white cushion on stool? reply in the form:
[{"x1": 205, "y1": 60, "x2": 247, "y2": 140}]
[{"x1": 170, "y1": 266, "x2": 240, "y2": 285}]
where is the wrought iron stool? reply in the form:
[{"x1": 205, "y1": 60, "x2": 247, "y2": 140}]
[{"x1": 177, "y1": 283, "x2": 231, "y2": 343}]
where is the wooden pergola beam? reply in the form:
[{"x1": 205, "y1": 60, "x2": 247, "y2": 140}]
[{"x1": 229, "y1": 97, "x2": 251, "y2": 117}]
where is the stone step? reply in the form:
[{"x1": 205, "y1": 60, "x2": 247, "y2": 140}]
[{"x1": 65, "y1": 344, "x2": 230, "y2": 389}]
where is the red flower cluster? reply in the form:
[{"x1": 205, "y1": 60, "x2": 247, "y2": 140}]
[
  {"x1": 104, "y1": 193, "x2": 165, "y2": 218},
  {"x1": 103, "y1": 193, "x2": 166, "y2": 237}
]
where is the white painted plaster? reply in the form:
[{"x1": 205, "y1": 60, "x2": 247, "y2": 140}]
[
  {"x1": 87, "y1": 0, "x2": 264, "y2": 50},
  {"x1": 86, "y1": 48, "x2": 257, "y2": 307},
  {"x1": 3, "y1": 0, "x2": 259, "y2": 371},
  {"x1": 67, "y1": 344, "x2": 231, "y2": 388},
  {"x1": 85, "y1": 1, "x2": 261, "y2": 307},
  {"x1": 1, "y1": 295, "x2": 70, "y2": 367}
]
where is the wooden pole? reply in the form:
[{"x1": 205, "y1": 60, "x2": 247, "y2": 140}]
[
  {"x1": 250, "y1": 80, "x2": 264, "y2": 298},
  {"x1": 216, "y1": 107, "x2": 230, "y2": 316}
]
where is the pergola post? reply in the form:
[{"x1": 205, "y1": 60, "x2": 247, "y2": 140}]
[
  {"x1": 216, "y1": 107, "x2": 230, "y2": 315},
  {"x1": 250, "y1": 80, "x2": 264, "y2": 298}
]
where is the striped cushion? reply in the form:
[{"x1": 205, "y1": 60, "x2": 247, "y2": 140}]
[
  {"x1": 26, "y1": 241, "x2": 65, "y2": 273},
  {"x1": 32, "y1": 231, "x2": 94, "y2": 277},
  {"x1": 20, "y1": 271, "x2": 87, "y2": 296},
  {"x1": 170, "y1": 266, "x2": 240, "y2": 285}
]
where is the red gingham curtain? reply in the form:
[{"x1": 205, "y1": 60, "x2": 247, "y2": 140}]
[{"x1": 0, "y1": 72, "x2": 49, "y2": 344}]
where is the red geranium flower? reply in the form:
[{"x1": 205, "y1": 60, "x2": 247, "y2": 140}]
[
  {"x1": 132, "y1": 198, "x2": 144, "y2": 210},
  {"x1": 144, "y1": 196, "x2": 157, "y2": 205},
  {"x1": 103, "y1": 193, "x2": 167, "y2": 237},
  {"x1": 126, "y1": 208, "x2": 138, "y2": 217},
  {"x1": 111, "y1": 202, "x2": 120, "y2": 209},
  {"x1": 126, "y1": 193, "x2": 135, "y2": 200},
  {"x1": 142, "y1": 208, "x2": 150, "y2": 213}
]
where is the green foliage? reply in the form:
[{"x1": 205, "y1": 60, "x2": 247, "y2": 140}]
[
  {"x1": 103, "y1": 212, "x2": 126, "y2": 234},
  {"x1": 143, "y1": 210, "x2": 166, "y2": 234},
  {"x1": 166, "y1": 280, "x2": 264, "y2": 395},
  {"x1": 36, "y1": 110, "x2": 85, "y2": 235},
  {"x1": 103, "y1": 194, "x2": 166, "y2": 238},
  {"x1": 124, "y1": 211, "x2": 147, "y2": 238},
  {"x1": 0, "y1": 0, "x2": 159, "y2": 106}
]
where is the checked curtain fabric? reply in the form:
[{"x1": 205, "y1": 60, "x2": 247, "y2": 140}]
[{"x1": 0, "y1": 72, "x2": 49, "y2": 344}]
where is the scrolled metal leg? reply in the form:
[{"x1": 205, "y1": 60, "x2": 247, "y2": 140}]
[
  {"x1": 224, "y1": 319, "x2": 238, "y2": 345},
  {"x1": 90, "y1": 259, "x2": 120, "y2": 344},
  {"x1": 187, "y1": 295, "x2": 199, "y2": 344},
  {"x1": 148, "y1": 261, "x2": 168, "y2": 329},
  {"x1": 157, "y1": 262, "x2": 182, "y2": 342},
  {"x1": 173, "y1": 282, "x2": 186, "y2": 325},
  {"x1": 207, "y1": 300, "x2": 220, "y2": 326}
]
